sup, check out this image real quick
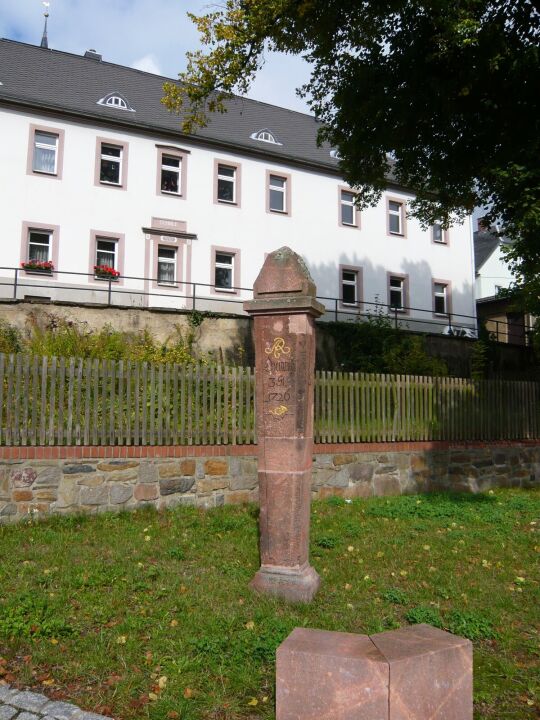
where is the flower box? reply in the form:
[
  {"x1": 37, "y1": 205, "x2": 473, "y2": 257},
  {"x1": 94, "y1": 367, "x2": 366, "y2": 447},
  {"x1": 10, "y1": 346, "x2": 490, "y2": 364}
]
[
  {"x1": 21, "y1": 260, "x2": 54, "y2": 274},
  {"x1": 94, "y1": 264, "x2": 120, "y2": 280}
]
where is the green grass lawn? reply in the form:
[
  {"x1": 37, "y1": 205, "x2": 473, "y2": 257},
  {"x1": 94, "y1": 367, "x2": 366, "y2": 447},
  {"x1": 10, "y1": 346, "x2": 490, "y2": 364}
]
[{"x1": 0, "y1": 489, "x2": 538, "y2": 719}]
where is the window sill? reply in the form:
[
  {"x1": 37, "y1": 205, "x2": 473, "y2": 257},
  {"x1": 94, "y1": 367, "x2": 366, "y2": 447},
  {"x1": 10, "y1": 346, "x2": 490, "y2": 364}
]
[
  {"x1": 160, "y1": 190, "x2": 183, "y2": 198},
  {"x1": 99, "y1": 181, "x2": 123, "y2": 188},
  {"x1": 213, "y1": 287, "x2": 237, "y2": 295},
  {"x1": 389, "y1": 231, "x2": 405, "y2": 237},
  {"x1": 94, "y1": 275, "x2": 120, "y2": 282},
  {"x1": 217, "y1": 199, "x2": 238, "y2": 206},
  {"x1": 31, "y1": 170, "x2": 58, "y2": 178},
  {"x1": 340, "y1": 223, "x2": 358, "y2": 229},
  {"x1": 157, "y1": 282, "x2": 178, "y2": 287},
  {"x1": 269, "y1": 209, "x2": 289, "y2": 215}
]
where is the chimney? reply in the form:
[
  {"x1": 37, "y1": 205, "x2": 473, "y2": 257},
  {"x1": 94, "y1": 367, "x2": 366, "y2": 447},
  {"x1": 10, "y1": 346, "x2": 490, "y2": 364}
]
[{"x1": 84, "y1": 49, "x2": 102, "y2": 61}]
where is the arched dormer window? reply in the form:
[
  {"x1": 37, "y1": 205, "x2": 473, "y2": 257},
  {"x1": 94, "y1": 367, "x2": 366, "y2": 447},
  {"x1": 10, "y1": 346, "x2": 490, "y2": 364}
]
[
  {"x1": 249, "y1": 128, "x2": 282, "y2": 145},
  {"x1": 97, "y1": 91, "x2": 135, "y2": 112},
  {"x1": 329, "y1": 149, "x2": 342, "y2": 160}
]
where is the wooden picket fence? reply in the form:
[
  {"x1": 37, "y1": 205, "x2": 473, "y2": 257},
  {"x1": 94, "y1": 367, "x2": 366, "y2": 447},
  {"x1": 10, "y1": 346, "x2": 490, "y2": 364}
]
[
  {"x1": 0, "y1": 354, "x2": 538, "y2": 445},
  {"x1": 313, "y1": 371, "x2": 539, "y2": 443}
]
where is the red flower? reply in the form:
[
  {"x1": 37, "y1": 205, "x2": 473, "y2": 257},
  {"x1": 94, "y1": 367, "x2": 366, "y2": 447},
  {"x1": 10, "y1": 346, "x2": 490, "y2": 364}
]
[
  {"x1": 94, "y1": 264, "x2": 120, "y2": 278},
  {"x1": 22, "y1": 260, "x2": 54, "y2": 271}
]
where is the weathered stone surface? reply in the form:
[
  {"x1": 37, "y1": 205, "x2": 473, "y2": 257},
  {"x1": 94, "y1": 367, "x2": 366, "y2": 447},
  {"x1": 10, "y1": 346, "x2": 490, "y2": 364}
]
[
  {"x1": 225, "y1": 490, "x2": 252, "y2": 505},
  {"x1": 344, "y1": 482, "x2": 372, "y2": 499},
  {"x1": 159, "y1": 477, "x2": 195, "y2": 496},
  {"x1": 197, "y1": 477, "x2": 229, "y2": 493},
  {"x1": 104, "y1": 469, "x2": 138, "y2": 483},
  {"x1": 0, "y1": 467, "x2": 12, "y2": 499},
  {"x1": 158, "y1": 461, "x2": 196, "y2": 479},
  {"x1": 35, "y1": 466, "x2": 62, "y2": 487},
  {"x1": 373, "y1": 474, "x2": 401, "y2": 496},
  {"x1": 76, "y1": 476, "x2": 104, "y2": 488},
  {"x1": 204, "y1": 460, "x2": 229, "y2": 476},
  {"x1": 11, "y1": 468, "x2": 37, "y2": 487},
  {"x1": 41, "y1": 699, "x2": 81, "y2": 719},
  {"x1": 9, "y1": 690, "x2": 48, "y2": 712},
  {"x1": 12, "y1": 490, "x2": 33, "y2": 502},
  {"x1": 375, "y1": 464, "x2": 397, "y2": 475},
  {"x1": 63, "y1": 464, "x2": 95, "y2": 475},
  {"x1": 318, "y1": 486, "x2": 345, "y2": 499},
  {"x1": 109, "y1": 485, "x2": 133, "y2": 504},
  {"x1": 0, "y1": 502, "x2": 17, "y2": 517},
  {"x1": 80, "y1": 486, "x2": 109, "y2": 506},
  {"x1": 333, "y1": 454, "x2": 358, "y2": 467},
  {"x1": 371, "y1": 624, "x2": 472, "y2": 719},
  {"x1": 349, "y1": 462, "x2": 374, "y2": 482},
  {"x1": 134, "y1": 484, "x2": 158, "y2": 501},
  {"x1": 138, "y1": 463, "x2": 158, "y2": 483},
  {"x1": 229, "y1": 474, "x2": 257, "y2": 491},
  {"x1": 54, "y1": 481, "x2": 79, "y2": 509},
  {"x1": 276, "y1": 628, "x2": 389, "y2": 719},
  {"x1": 410, "y1": 454, "x2": 429, "y2": 472},
  {"x1": 97, "y1": 461, "x2": 139, "y2": 472},
  {"x1": 33, "y1": 489, "x2": 57, "y2": 502},
  {"x1": 0, "y1": 705, "x2": 18, "y2": 720}
]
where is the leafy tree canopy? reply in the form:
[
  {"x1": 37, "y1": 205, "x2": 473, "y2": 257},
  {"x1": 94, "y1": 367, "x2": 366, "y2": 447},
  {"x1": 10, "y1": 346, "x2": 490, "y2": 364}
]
[{"x1": 163, "y1": 1, "x2": 540, "y2": 315}]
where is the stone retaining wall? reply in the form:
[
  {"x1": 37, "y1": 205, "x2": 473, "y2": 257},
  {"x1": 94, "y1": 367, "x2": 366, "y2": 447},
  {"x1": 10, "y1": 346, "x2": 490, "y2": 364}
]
[{"x1": 0, "y1": 442, "x2": 538, "y2": 524}]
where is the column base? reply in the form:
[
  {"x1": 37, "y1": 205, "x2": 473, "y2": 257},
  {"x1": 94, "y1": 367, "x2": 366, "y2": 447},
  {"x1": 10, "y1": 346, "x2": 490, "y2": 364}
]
[{"x1": 250, "y1": 563, "x2": 320, "y2": 603}]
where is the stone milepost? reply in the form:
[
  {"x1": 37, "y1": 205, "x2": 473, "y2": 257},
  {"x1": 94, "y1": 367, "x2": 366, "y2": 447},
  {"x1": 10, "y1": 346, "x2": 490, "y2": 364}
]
[{"x1": 244, "y1": 247, "x2": 325, "y2": 602}]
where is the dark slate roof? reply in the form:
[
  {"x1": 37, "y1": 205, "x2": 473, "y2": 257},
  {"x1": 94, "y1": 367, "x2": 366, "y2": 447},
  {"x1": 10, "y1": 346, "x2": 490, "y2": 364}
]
[
  {"x1": 0, "y1": 38, "x2": 340, "y2": 173},
  {"x1": 473, "y1": 230, "x2": 500, "y2": 272}
]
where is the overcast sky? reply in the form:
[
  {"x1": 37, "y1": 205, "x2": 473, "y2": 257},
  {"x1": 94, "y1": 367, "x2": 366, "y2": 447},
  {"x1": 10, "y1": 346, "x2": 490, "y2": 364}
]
[{"x1": 0, "y1": 0, "x2": 312, "y2": 113}]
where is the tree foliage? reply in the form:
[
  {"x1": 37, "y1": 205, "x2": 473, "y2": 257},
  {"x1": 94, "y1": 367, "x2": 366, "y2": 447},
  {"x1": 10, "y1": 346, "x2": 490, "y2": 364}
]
[{"x1": 163, "y1": 1, "x2": 540, "y2": 314}]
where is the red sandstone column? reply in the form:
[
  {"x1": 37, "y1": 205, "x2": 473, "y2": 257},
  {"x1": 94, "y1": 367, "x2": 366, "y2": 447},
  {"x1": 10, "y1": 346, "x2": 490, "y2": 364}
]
[{"x1": 244, "y1": 247, "x2": 325, "y2": 602}]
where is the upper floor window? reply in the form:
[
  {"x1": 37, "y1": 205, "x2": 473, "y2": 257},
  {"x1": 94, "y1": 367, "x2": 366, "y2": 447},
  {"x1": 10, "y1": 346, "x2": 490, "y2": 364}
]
[
  {"x1": 28, "y1": 125, "x2": 65, "y2": 179},
  {"x1": 33, "y1": 132, "x2": 58, "y2": 174},
  {"x1": 389, "y1": 274, "x2": 407, "y2": 311},
  {"x1": 100, "y1": 143, "x2": 122, "y2": 185},
  {"x1": 432, "y1": 222, "x2": 448, "y2": 244},
  {"x1": 28, "y1": 230, "x2": 51, "y2": 264},
  {"x1": 341, "y1": 267, "x2": 361, "y2": 306},
  {"x1": 161, "y1": 155, "x2": 181, "y2": 195},
  {"x1": 268, "y1": 173, "x2": 289, "y2": 214},
  {"x1": 21, "y1": 222, "x2": 59, "y2": 274},
  {"x1": 434, "y1": 282, "x2": 449, "y2": 315},
  {"x1": 339, "y1": 188, "x2": 357, "y2": 227},
  {"x1": 388, "y1": 199, "x2": 405, "y2": 236},
  {"x1": 157, "y1": 246, "x2": 177, "y2": 285},
  {"x1": 95, "y1": 238, "x2": 117, "y2": 272},
  {"x1": 95, "y1": 138, "x2": 128, "y2": 189},
  {"x1": 217, "y1": 164, "x2": 237, "y2": 204}
]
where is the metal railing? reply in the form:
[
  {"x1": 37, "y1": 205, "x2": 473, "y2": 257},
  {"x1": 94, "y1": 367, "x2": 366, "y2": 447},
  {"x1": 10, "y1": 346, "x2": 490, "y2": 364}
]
[{"x1": 0, "y1": 265, "x2": 532, "y2": 345}]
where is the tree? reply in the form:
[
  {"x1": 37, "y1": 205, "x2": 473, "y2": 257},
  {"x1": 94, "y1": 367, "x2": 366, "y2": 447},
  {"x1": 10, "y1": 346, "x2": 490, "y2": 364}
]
[{"x1": 163, "y1": 1, "x2": 540, "y2": 318}]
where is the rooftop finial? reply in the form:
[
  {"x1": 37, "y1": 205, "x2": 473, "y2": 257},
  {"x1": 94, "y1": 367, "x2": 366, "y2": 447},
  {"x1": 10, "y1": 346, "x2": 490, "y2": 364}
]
[{"x1": 40, "y1": 1, "x2": 50, "y2": 49}]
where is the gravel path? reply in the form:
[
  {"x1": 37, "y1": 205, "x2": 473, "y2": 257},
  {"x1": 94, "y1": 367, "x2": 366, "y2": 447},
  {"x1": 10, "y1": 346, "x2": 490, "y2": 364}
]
[{"x1": 0, "y1": 686, "x2": 111, "y2": 720}]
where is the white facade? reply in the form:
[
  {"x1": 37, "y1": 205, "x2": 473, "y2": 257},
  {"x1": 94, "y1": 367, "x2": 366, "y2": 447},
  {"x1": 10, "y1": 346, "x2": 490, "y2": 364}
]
[
  {"x1": 1, "y1": 104, "x2": 477, "y2": 332},
  {"x1": 475, "y1": 243, "x2": 515, "y2": 299}
]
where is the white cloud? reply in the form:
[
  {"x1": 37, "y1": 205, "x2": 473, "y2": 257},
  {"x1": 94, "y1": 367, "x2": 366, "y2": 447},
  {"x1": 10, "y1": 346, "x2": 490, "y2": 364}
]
[
  {"x1": 0, "y1": 0, "x2": 311, "y2": 113},
  {"x1": 131, "y1": 53, "x2": 162, "y2": 75}
]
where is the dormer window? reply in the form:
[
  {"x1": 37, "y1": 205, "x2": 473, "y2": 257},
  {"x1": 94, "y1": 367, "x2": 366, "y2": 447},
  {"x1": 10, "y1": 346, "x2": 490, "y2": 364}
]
[
  {"x1": 250, "y1": 128, "x2": 282, "y2": 145},
  {"x1": 107, "y1": 96, "x2": 127, "y2": 109},
  {"x1": 330, "y1": 149, "x2": 342, "y2": 160},
  {"x1": 97, "y1": 92, "x2": 135, "y2": 112}
]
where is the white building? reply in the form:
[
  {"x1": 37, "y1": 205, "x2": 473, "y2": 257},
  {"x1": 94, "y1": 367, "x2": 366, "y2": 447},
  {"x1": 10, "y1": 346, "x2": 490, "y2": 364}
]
[{"x1": 0, "y1": 39, "x2": 476, "y2": 333}]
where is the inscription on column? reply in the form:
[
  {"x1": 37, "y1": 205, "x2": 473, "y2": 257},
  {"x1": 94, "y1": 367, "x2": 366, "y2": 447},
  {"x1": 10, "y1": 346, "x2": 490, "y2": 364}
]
[{"x1": 262, "y1": 329, "x2": 297, "y2": 436}]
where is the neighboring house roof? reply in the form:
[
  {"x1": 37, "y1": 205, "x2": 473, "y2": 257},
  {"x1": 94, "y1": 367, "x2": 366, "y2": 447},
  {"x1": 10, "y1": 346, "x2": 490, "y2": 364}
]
[
  {"x1": 0, "y1": 38, "x2": 343, "y2": 174},
  {"x1": 474, "y1": 230, "x2": 501, "y2": 273}
]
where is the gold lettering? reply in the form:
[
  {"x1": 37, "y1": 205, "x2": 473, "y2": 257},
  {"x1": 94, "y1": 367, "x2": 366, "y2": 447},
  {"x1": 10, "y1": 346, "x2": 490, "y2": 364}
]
[
  {"x1": 269, "y1": 405, "x2": 288, "y2": 417},
  {"x1": 265, "y1": 337, "x2": 291, "y2": 360}
]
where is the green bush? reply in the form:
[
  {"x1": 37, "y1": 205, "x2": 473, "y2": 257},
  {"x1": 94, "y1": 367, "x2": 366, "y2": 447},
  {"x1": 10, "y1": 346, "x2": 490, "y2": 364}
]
[
  {"x1": 0, "y1": 312, "x2": 204, "y2": 365},
  {"x1": 324, "y1": 307, "x2": 448, "y2": 376}
]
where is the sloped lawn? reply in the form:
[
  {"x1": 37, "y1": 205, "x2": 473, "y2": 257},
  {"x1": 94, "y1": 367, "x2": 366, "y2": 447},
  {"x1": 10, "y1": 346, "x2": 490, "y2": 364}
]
[{"x1": 0, "y1": 489, "x2": 538, "y2": 719}]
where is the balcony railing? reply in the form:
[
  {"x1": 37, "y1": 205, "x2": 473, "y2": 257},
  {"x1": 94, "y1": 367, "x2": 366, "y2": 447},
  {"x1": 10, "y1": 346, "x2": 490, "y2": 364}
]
[{"x1": 0, "y1": 265, "x2": 532, "y2": 346}]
